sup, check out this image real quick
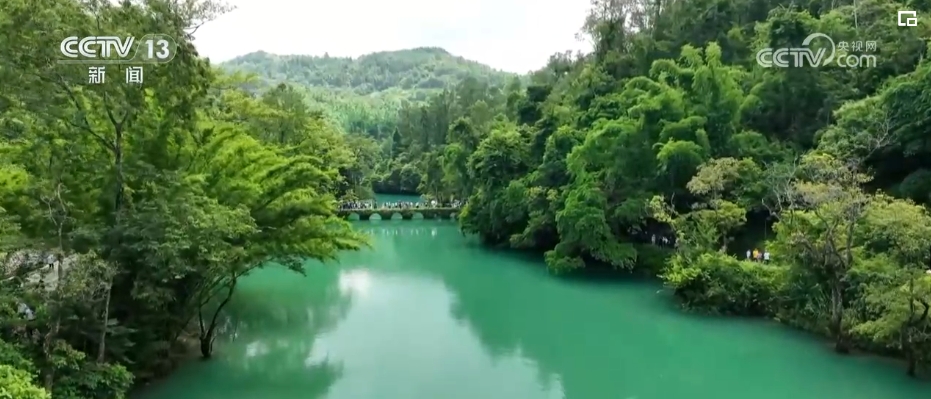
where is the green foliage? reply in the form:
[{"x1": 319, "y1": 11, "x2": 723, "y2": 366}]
[
  {"x1": 223, "y1": 48, "x2": 514, "y2": 95},
  {"x1": 663, "y1": 252, "x2": 784, "y2": 315},
  {"x1": 3, "y1": 0, "x2": 929, "y2": 390},
  {"x1": 220, "y1": 48, "x2": 517, "y2": 140},
  {"x1": 326, "y1": 0, "x2": 931, "y2": 377},
  {"x1": 44, "y1": 341, "x2": 132, "y2": 399},
  {"x1": 0, "y1": 364, "x2": 49, "y2": 399},
  {"x1": 0, "y1": 0, "x2": 366, "y2": 396}
]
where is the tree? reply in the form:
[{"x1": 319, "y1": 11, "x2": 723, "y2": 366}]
[
  {"x1": 852, "y1": 196, "x2": 931, "y2": 376},
  {"x1": 767, "y1": 153, "x2": 874, "y2": 352},
  {"x1": 0, "y1": 364, "x2": 50, "y2": 399},
  {"x1": 0, "y1": 0, "x2": 366, "y2": 393}
]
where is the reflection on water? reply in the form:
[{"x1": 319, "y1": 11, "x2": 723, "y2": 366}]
[
  {"x1": 139, "y1": 222, "x2": 930, "y2": 399},
  {"x1": 137, "y1": 263, "x2": 352, "y2": 399},
  {"x1": 338, "y1": 269, "x2": 372, "y2": 297}
]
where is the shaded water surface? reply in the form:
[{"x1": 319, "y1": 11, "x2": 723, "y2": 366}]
[{"x1": 139, "y1": 221, "x2": 929, "y2": 399}]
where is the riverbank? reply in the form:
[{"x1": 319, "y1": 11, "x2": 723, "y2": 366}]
[
  {"x1": 135, "y1": 221, "x2": 930, "y2": 399},
  {"x1": 464, "y1": 233, "x2": 930, "y2": 378},
  {"x1": 620, "y1": 252, "x2": 928, "y2": 378}
]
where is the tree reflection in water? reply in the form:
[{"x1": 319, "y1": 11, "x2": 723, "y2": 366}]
[
  {"x1": 141, "y1": 223, "x2": 931, "y2": 399},
  {"x1": 206, "y1": 264, "x2": 356, "y2": 397}
]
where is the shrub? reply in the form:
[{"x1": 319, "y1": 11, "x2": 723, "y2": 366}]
[{"x1": 662, "y1": 252, "x2": 784, "y2": 315}]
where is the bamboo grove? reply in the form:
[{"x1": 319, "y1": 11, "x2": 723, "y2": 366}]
[
  {"x1": 2, "y1": 0, "x2": 931, "y2": 398},
  {"x1": 366, "y1": 0, "x2": 931, "y2": 378},
  {"x1": 0, "y1": 0, "x2": 368, "y2": 397}
]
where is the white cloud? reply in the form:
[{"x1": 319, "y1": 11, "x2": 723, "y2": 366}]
[{"x1": 192, "y1": 0, "x2": 592, "y2": 73}]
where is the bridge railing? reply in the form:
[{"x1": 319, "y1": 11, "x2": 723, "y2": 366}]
[{"x1": 335, "y1": 207, "x2": 460, "y2": 220}]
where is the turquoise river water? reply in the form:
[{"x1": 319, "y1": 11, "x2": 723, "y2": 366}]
[{"x1": 138, "y1": 220, "x2": 929, "y2": 399}]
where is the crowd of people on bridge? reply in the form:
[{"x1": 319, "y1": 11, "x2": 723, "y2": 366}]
[{"x1": 338, "y1": 198, "x2": 463, "y2": 211}]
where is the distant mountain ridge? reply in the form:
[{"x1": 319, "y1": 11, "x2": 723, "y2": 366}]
[{"x1": 219, "y1": 47, "x2": 517, "y2": 98}]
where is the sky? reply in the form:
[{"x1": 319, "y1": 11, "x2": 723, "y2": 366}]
[{"x1": 192, "y1": 0, "x2": 593, "y2": 73}]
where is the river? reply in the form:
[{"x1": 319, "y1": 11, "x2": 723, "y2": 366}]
[{"x1": 138, "y1": 220, "x2": 929, "y2": 399}]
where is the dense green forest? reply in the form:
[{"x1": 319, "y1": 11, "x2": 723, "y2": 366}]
[
  {"x1": 1, "y1": 0, "x2": 370, "y2": 397},
  {"x1": 218, "y1": 49, "x2": 519, "y2": 196},
  {"x1": 315, "y1": 0, "x2": 931, "y2": 378},
  {"x1": 219, "y1": 49, "x2": 517, "y2": 147},
  {"x1": 2, "y1": 0, "x2": 931, "y2": 398},
  {"x1": 223, "y1": 48, "x2": 514, "y2": 95}
]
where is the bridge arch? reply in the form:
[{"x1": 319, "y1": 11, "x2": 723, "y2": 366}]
[{"x1": 336, "y1": 207, "x2": 459, "y2": 221}]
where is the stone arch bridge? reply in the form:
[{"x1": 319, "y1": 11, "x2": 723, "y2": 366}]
[{"x1": 336, "y1": 207, "x2": 459, "y2": 221}]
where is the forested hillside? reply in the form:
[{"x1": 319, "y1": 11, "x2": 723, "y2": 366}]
[
  {"x1": 217, "y1": 48, "x2": 526, "y2": 196},
  {"x1": 223, "y1": 47, "x2": 514, "y2": 95},
  {"x1": 0, "y1": 0, "x2": 368, "y2": 397},
  {"x1": 354, "y1": 0, "x2": 931, "y2": 377},
  {"x1": 2, "y1": 0, "x2": 931, "y2": 398},
  {"x1": 220, "y1": 48, "x2": 518, "y2": 141}
]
